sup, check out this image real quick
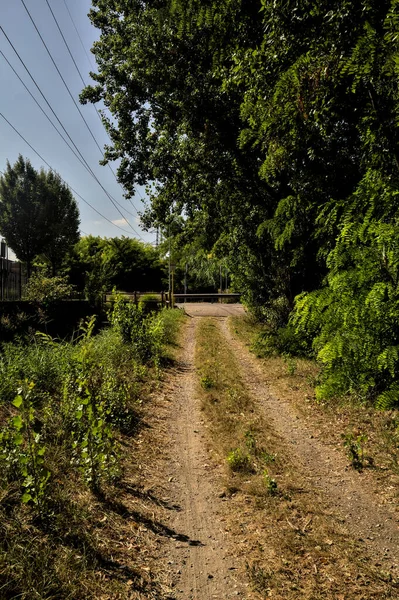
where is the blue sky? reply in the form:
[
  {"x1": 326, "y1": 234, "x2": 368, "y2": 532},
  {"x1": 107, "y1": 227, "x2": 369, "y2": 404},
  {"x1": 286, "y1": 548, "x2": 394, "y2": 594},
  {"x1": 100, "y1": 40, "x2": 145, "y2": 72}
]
[{"x1": 0, "y1": 0, "x2": 155, "y2": 255}]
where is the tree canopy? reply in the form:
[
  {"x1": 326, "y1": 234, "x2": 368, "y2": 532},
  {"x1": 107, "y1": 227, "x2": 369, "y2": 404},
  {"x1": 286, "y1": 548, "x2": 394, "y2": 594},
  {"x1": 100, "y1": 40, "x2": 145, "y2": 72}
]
[
  {"x1": 69, "y1": 235, "x2": 167, "y2": 303},
  {"x1": 82, "y1": 0, "x2": 399, "y2": 405},
  {"x1": 0, "y1": 156, "x2": 80, "y2": 276}
]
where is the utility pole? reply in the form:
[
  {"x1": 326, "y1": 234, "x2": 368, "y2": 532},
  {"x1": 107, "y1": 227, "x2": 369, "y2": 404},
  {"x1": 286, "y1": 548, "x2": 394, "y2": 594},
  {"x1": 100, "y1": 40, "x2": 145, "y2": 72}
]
[
  {"x1": 184, "y1": 262, "x2": 187, "y2": 303},
  {"x1": 168, "y1": 224, "x2": 171, "y2": 306}
]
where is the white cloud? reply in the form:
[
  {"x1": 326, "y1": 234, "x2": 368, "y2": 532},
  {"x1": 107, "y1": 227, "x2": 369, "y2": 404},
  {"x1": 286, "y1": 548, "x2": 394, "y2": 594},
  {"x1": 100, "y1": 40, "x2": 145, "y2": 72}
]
[{"x1": 111, "y1": 218, "x2": 128, "y2": 226}]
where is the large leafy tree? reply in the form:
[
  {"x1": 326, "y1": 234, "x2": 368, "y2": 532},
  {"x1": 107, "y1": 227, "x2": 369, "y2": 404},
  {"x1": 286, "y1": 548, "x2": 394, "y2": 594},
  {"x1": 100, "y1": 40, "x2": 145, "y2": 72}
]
[
  {"x1": 0, "y1": 156, "x2": 80, "y2": 276},
  {"x1": 80, "y1": 0, "x2": 277, "y2": 308},
  {"x1": 83, "y1": 0, "x2": 399, "y2": 403},
  {"x1": 39, "y1": 169, "x2": 80, "y2": 275}
]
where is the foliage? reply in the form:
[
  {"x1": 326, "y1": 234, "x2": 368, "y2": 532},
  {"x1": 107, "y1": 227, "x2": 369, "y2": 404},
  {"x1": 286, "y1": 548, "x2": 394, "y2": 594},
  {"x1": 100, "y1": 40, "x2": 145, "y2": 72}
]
[
  {"x1": 226, "y1": 447, "x2": 252, "y2": 473},
  {"x1": 139, "y1": 293, "x2": 161, "y2": 313},
  {"x1": 0, "y1": 155, "x2": 80, "y2": 276},
  {"x1": 22, "y1": 272, "x2": 75, "y2": 306},
  {"x1": 69, "y1": 235, "x2": 167, "y2": 304},
  {"x1": 0, "y1": 300, "x2": 184, "y2": 597},
  {"x1": 263, "y1": 470, "x2": 278, "y2": 496},
  {"x1": 342, "y1": 432, "x2": 368, "y2": 471},
  {"x1": 0, "y1": 383, "x2": 51, "y2": 517},
  {"x1": 107, "y1": 294, "x2": 165, "y2": 365},
  {"x1": 82, "y1": 0, "x2": 399, "y2": 405}
]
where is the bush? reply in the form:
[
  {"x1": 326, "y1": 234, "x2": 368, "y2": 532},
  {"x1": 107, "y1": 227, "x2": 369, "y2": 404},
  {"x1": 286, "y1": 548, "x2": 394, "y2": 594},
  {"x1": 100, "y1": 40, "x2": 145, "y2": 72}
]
[
  {"x1": 227, "y1": 448, "x2": 252, "y2": 472},
  {"x1": 107, "y1": 294, "x2": 166, "y2": 365},
  {"x1": 251, "y1": 323, "x2": 311, "y2": 358},
  {"x1": 23, "y1": 273, "x2": 75, "y2": 306}
]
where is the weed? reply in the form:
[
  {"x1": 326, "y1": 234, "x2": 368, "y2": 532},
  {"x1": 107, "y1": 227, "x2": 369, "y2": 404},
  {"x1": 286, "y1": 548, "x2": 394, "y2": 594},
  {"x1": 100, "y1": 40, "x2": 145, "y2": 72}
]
[
  {"x1": 0, "y1": 382, "x2": 51, "y2": 518},
  {"x1": 342, "y1": 431, "x2": 367, "y2": 470},
  {"x1": 200, "y1": 374, "x2": 214, "y2": 389},
  {"x1": 227, "y1": 448, "x2": 252, "y2": 472},
  {"x1": 283, "y1": 354, "x2": 297, "y2": 376},
  {"x1": 245, "y1": 429, "x2": 257, "y2": 453},
  {"x1": 261, "y1": 451, "x2": 276, "y2": 464},
  {"x1": 263, "y1": 470, "x2": 278, "y2": 495}
]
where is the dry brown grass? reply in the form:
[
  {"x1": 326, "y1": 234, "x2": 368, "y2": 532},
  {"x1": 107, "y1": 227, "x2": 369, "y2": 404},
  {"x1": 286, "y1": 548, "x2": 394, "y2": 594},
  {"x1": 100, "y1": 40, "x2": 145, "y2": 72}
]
[
  {"x1": 195, "y1": 317, "x2": 399, "y2": 599},
  {"x1": 231, "y1": 315, "x2": 399, "y2": 505}
]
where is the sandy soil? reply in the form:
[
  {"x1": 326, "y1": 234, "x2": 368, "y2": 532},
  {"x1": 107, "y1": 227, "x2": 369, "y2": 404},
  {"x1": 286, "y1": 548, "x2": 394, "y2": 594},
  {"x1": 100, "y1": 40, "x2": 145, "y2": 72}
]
[
  {"x1": 176, "y1": 303, "x2": 246, "y2": 318},
  {"x1": 158, "y1": 318, "x2": 251, "y2": 599}
]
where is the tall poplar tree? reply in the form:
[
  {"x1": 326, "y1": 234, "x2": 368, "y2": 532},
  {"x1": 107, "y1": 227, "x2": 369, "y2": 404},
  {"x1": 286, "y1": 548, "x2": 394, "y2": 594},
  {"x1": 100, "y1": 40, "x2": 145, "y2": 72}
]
[{"x1": 0, "y1": 156, "x2": 80, "y2": 276}]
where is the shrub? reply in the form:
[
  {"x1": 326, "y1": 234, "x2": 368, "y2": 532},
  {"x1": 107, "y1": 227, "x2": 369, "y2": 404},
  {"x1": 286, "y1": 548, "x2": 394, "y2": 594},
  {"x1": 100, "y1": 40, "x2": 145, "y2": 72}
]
[
  {"x1": 23, "y1": 272, "x2": 75, "y2": 306},
  {"x1": 138, "y1": 293, "x2": 161, "y2": 314}
]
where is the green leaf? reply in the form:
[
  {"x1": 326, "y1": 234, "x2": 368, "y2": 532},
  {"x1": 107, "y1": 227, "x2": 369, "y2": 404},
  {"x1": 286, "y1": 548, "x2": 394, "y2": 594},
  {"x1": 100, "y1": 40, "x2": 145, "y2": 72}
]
[
  {"x1": 14, "y1": 433, "x2": 24, "y2": 446},
  {"x1": 12, "y1": 395, "x2": 23, "y2": 408},
  {"x1": 21, "y1": 492, "x2": 33, "y2": 504},
  {"x1": 11, "y1": 415, "x2": 23, "y2": 431}
]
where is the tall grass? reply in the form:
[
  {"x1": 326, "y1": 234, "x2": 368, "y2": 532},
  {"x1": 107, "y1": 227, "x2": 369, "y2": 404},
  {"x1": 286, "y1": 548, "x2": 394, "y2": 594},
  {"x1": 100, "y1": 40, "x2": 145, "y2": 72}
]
[{"x1": 0, "y1": 303, "x2": 185, "y2": 598}]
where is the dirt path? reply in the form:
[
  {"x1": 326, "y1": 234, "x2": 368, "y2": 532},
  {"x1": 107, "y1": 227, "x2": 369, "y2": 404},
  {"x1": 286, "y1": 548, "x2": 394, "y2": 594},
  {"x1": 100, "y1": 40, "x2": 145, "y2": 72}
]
[
  {"x1": 158, "y1": 318, "x2": 250, "y2": 599},
  {"x1": 219, "y1": 318, "x2": 399, "y2": 574},
  {"x1": 135, "y1": 310, "x2": 399, "y2": 598}
]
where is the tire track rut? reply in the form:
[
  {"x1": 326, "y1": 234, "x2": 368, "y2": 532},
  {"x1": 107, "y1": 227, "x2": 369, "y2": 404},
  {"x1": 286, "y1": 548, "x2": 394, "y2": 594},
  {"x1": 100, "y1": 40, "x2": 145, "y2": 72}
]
[{"x1": 162, "y1": 318, "x2": 248, "y2": 599}]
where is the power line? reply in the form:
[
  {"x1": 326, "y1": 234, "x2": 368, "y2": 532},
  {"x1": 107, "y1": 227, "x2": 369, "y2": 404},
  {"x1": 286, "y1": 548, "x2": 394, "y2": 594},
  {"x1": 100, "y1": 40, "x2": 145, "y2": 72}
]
[
  {"x1": 43, "y1": 0, "x2": 105, "y2": 132},
  {"x1": 1, "y1": 48, "x2": 136, "y2": 219},
  {"x1": 61, "y1": 0, "x2": 96, "y2": 73},
  {"x1": 59, "y1": 0, "x2": 146, "y2": 209},
  {"x1": 20, "y1": 0, "x2": 101, "y2": 157},
  {"x1": 0, "y1": 111, "x2": 140, "y2": 236},
  {"x1": 19, "y1": 0, "x2": 141, "y2": 235},
  {"x1": 0, "y1": 24, "x2": 143, "y2": 238},
  {"x1": 43, "y1": 0, "x2": 137, "y2": 210}
]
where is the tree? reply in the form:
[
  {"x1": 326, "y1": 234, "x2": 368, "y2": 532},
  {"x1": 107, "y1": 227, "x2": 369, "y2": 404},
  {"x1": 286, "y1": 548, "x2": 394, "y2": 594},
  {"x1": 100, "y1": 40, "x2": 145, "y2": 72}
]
[
  {"x1": 82, "y1": 0, "x2": 399, "y2": 404},
  {"x1": 69, "y1": 236, "x2": 167, "y2": 304},
  {"x1": 38, "y1": 169, "x2": 80, "y2": 275},
  {"x1": 0, "y1": 156, "x2": 80, "y2": 276}
]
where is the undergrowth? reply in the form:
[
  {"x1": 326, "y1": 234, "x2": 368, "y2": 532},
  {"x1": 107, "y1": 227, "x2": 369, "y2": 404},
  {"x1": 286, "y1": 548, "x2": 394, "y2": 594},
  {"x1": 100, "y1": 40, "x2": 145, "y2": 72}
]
[{"x1": 0, "y1": 300, "x2": 184, "y2": 599}]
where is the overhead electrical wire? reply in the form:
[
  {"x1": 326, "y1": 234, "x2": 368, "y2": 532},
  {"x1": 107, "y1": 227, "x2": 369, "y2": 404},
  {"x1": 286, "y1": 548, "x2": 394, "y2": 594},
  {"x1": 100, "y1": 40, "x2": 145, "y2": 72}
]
[
  {"x1": 19, "y1": 0, "x2": 142, "y2": 235},
  {"x1": 0, "y1": 52, "x2": 137, "y2": 221},
  {"x1": 0, "y1": 111, "x2": 139, "y2": 236},
  {"x1": 0, "y1": 24, "x2": 143, "y2": 238},
  {"x1": 58, "y1": 0, "x2": 146, "y2": 208},
  {"x1": 61, "y1": 0, "x2": 96, "y2": 72},
  {"x1": 43, "y1": 0, "x2": 126, "y2": 196}
]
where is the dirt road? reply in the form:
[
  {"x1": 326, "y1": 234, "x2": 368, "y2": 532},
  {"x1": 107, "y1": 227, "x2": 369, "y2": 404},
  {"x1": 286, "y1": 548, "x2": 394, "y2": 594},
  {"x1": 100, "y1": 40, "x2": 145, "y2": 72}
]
[
  {"x1": 159, "y1": 318, "x2": 250, "y2": 599},
  {"x1": 176, "y1": 302, "x2": 246, "y2": 318},
  {"x1": 134, "y1": 311, "x2": 399, "y2": 598}
]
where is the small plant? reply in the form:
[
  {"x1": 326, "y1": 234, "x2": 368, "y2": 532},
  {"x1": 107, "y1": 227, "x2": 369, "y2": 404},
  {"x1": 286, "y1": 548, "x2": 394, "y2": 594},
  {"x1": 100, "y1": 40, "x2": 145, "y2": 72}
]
[
  {"x1": 245, "y1": 429, "x2": 257, "y2": 453},
  {"x1": 342, "y1": 431, "x2": 367, "y2": 470},
  {"x1": 283, "y1": 353, "x2": 297, "y2": 376},
  {"x1": 263, "y1": 470, "x2": 278, "y2": 495},
  {"x1": 0, "y1": 382, "x2": 51, "y2": 518},
  {"x1": 200, "y1": 374, "x2": 214, "y2": 389},
  {"x1": 70, "y1": 376, "x2": 119, "y2": 489},
  {"x1": 261, "y1": 451, "x2": 276, "y2": 464},
  {"x1": 227, "y1": 447, "x2": 252, "y2": 472}
]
